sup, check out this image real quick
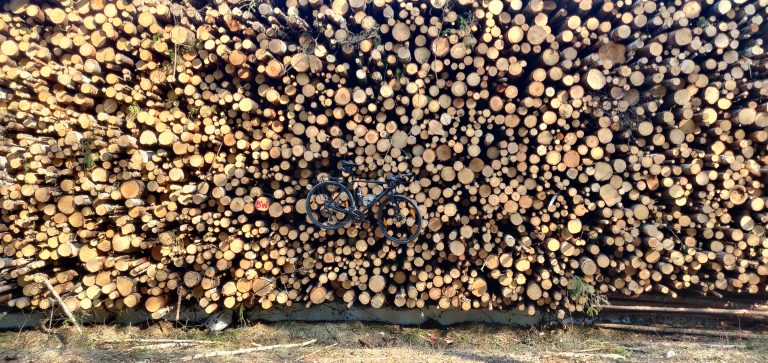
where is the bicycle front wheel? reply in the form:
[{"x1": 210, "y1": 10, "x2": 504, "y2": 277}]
[
  {"x1": 377, "y1": 194, "x2": 422, "y2": 244},
  {"x1": 305, "y1": 181, "x2": 355, "y2": 230}
]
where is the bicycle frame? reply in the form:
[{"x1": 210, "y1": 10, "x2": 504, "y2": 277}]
[{"x1": 327, "y1": 176, "x2": 397, "y2": 215}]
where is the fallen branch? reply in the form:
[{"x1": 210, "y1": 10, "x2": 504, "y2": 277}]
[
  {"x1": 126, "y1": 342, "x2": 201, "y2": 351},
  {"x1": 547, "y1": 351, "x2": 626, "y2": 360},
  {"x1": 175, "y1": 287, "x2": 182, "y2": 321},
  {"x1": 40, "y1": 276, "x2": 82, "y2": 334},
  {"x1": 625, "y1": 341, "x2": 746, "y2": 349},
  {"x1": 632, "y1": 342, "x2": 747, "y2": 349},
  {"x1": 98, "y1": 338, "x2": 218, "y2": 344},
  {"x1": 625, "y1": 344, "x2": 746, "y2": 352},
  {"x1": 595, "y1": 323, "x2": 767, "y2": 340},
  {"x1": 180, "y1": 339, "x2": 317, "y2": 361}
]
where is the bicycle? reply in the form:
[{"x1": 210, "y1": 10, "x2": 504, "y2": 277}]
[{"x1": 305, "y1": 160, "x2": 423, "y2": 244}]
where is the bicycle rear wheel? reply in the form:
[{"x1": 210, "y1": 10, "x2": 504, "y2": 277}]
[
  {"x1": 377, "y1": 194, "x2": 422, "y2": 244},
  {"x1": 305, "y1": 181, "x2": 355, "y2": 230}
]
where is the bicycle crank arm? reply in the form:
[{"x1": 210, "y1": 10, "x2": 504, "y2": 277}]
[
  {"x1": 327, "y1": 204, "x2": 348, "y2": 213},
  {"x1": 348, "y1": 209, "x2": 365, "y2": 221}
]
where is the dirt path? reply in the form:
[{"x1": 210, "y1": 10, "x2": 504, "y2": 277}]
[{"x1": 0, "y1": 321, "x2": 765, "y2": 362}]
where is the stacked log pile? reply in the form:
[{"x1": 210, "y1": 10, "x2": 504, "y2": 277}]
[{"x1": 0, "y1": 0, "x2": 767, "y2": 319}]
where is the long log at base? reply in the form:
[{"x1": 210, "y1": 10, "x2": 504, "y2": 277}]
[{"x1": 595, "y1": 323, "x2": 767, "y2": 340}]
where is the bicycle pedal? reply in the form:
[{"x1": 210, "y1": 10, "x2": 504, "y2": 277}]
[{"x1": 349, "y1": 210, "x2": 364, "y2": 220}]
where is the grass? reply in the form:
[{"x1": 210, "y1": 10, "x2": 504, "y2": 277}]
[
  {"x1": 746, "y1": 338, "x2": 768, "y2": 352},
  {"x1": 0, "y1": 321, "x2": 765, "y2": 362}
]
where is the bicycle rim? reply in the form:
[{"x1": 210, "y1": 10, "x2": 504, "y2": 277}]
[
  {"x1": 377, "y1": 195, "x2": 422, "y2": 244},
  {"x1": 306, "y1": 181, "x2": 354, "y2": 230}
]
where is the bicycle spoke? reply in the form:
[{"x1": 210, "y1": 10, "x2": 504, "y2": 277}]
[
  {"x1": 307, "y1": 182, "x2": 352, "y2": 229},
  {"x1": 379, "y1": 196, "x2": 420, "y2": 243}
]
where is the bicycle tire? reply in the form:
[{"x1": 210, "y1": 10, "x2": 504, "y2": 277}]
[
  {"x1": 377, "y1": 194, "x2": 422, "y2": 244},
  {"x1": 305, "y1": 180, "x2": 356, "y2": 230}
]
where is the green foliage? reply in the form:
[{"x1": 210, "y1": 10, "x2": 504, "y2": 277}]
[
  {"x1": 182, "y1": 38, "x2": 200, "y2": 54},
  {"x1": 457, "y1": 11, "x2": 474, "y2": 30},
  {"x1": 440, "y1": 10, "x2": 475, "y2": 35},
  {"x1": 394, "y1": 67, "x2": 403, "y2": 79},
  {"x1": 238, "y1": 0, "x2": 260, "y2": 13},
  {"x1": 167, "y1": 47, "x2": 178, "y2": 62},
  {"x1": 126, "y1": 103, "x2": 140, "y2": 122},
  {"x1": 188, "y1": 106, "x2": 200, "y2": 118},
  {"x1": 164, "y1": 45, "x2": 186, "y2": 76},
  {"x1": 60, "y1": 309, "x2": 90, "y2": 334},
  {"x1": 164, "y1": 99, "x2": 180, "y2": 109},
  {"x1": 80, "y1": 137, "x2": 96, "y2": 170},
  {"x1": 236, "y1": 304, "x2": 247, "y2": 326},
  {"x1": 570, "y1": 276, "x2": 609, "y2": 317}
]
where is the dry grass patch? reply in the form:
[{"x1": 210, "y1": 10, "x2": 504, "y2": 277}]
[{"x1": 0, "y1": 321, "x2": 765, "y2": 362}]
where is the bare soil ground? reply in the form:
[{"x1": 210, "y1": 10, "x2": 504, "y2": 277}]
[{"x1": 0, "y1": 320, "x2": 765, "y2": 362}]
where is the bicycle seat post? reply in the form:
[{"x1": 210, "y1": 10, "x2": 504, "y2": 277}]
[{"x1": 340, "y1": 160, "x2": 357, "y2": 175}]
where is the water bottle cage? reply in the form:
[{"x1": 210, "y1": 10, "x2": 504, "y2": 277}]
[{"x1": 362, "y1": 194, "x2": 375, "y2": 207}]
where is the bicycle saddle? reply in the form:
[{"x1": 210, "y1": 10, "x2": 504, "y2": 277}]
[{"x1": 340, "y1": 160, "x2": 357, "y2": 173}]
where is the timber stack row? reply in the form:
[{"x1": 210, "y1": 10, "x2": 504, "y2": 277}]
[{"x1": 0, "y1": 0, "x2": 767, "y2": 319}]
